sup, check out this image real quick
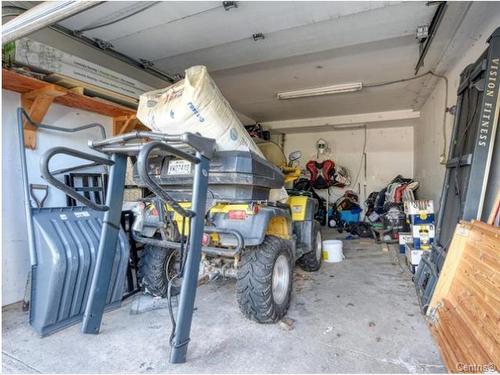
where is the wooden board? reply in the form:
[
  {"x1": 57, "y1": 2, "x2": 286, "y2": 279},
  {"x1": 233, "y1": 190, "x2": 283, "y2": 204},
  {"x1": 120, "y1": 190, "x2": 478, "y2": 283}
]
[
  {"x1": 2, "y1": 69, "x2": 136, "y2": 118},
  {"x1": 428, "y1": 220, "x2": 500, "y2": 372}
]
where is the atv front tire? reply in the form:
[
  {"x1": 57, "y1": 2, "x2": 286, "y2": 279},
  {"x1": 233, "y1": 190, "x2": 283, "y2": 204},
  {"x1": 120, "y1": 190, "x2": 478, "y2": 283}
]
[
  {"x1": 138, "y1": 244, "x2": 180, "y2": 297},
  {"x1": 236, "y1": 236, "x2": 293, "y2": 323},
  {"x1": 297, "y1": 222, "x2": 323, "y2": 272}
]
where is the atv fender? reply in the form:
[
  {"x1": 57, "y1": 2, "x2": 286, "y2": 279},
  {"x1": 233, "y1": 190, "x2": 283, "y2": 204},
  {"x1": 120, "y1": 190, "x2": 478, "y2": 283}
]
[{"x1": 211, "y1": 205, "x2": 292, "y2": 247}]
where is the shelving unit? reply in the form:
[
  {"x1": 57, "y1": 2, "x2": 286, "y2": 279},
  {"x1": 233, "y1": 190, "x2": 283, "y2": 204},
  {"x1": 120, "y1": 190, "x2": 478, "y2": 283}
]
[{"x1": 2, "y1": 69, "x2": 146, "y2": 148}]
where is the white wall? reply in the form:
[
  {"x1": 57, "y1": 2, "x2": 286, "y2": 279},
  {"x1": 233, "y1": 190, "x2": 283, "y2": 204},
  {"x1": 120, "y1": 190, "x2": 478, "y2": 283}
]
[
  {"x1": 282, "y1": 122, "x2": 414, "y2": 208},
  {"x1": 2, "y1": 90, "x2": 112, "y2": 306},
  {"x1": 414, "y1": 7, "x2": 500, "y2": 209}
]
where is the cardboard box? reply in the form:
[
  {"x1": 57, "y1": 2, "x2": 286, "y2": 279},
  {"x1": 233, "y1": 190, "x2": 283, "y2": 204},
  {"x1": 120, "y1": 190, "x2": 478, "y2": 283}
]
[
  {"x1": 412, "y1": 223, "x2": 435, "y2": 250},
  {"x1": 404, "y1": 200, "x2": 434, "y2": 215},
  {"x1": 398, "y1": 232, "x2": 413, "y2": 254},
  {"x1": 405, "y1": 243, "x2": 429, "y2": 273},
  {"x1": 408, "y1": 213, "x2": 435, "y2": 225}
]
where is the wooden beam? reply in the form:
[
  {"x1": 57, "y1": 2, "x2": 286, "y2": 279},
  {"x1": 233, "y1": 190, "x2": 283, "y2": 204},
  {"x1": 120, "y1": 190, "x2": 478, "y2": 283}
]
[
  {"x1": 3, "y1": 69, "x2": 137, "y2": 118},
  {"x1": 113, "y1": 114, "x2": 140, "y2": 135},
  {"x1": 21, "y1": 85, "x2": 66, "y2": 149},
  {"x1": 69, "y1": 86, "x2": 85, "y2": 95}
]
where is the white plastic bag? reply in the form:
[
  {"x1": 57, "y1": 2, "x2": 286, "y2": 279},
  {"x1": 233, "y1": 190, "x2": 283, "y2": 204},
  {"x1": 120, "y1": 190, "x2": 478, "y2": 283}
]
[
  {"x1": 137, "y1": 65, "x2": 263, "y2": 156},
  {"x1": 137, "y1": 65, "x2": 287, "y2": 201}
]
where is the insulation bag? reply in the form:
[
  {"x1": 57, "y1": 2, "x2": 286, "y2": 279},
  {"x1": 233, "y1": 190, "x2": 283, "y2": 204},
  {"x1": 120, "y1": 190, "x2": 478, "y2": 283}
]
[
  {"x1": 137, "y1": 65, "x2": 263, "y2": 155},
  {"x1": 137, "y1": 65, "x2": 287, "y2": 201}
]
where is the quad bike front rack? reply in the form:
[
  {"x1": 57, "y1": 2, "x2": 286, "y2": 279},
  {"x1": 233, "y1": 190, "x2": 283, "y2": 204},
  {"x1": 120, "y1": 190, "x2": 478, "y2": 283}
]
[{"x1": 40, "y1": 130, "x2": 215, "y2": 364}]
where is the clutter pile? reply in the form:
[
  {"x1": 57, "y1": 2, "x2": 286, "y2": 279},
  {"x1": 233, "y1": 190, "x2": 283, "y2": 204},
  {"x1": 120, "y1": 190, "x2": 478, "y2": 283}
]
[
  {"x1": 362, "y1": 175, "x2": 419, "y2": 242},
  {"x1": 329, "y1": 190, "x2": 363, "y2": 232},
  {"x1": 366, "y1": 175, "x2": 419, "y2": 219}
]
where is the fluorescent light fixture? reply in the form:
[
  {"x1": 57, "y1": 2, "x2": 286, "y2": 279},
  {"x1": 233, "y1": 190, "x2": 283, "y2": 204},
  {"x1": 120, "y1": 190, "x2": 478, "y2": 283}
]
[{"x1": 277, "y1": 82, "x2": 363, "y2": 100}]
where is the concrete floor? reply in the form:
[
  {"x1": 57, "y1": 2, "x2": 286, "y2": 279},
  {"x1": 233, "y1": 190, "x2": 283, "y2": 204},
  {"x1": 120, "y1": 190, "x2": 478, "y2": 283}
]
[{"x1": 2, "y1": 232, "x2": 445, "y2": 373}]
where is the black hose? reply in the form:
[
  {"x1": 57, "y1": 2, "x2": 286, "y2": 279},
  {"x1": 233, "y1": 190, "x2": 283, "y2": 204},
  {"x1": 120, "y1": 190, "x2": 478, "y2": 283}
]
[
  {"x1": 167, "y1": 274, "x2": 179, "y2": 346},
  {"x1": 167, "y1": 213, "x2": 191, "y2": 347}
]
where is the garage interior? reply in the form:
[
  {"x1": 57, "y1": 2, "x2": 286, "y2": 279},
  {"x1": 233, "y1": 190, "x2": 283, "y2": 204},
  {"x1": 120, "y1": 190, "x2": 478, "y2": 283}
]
[{"x1": 1, "y1": 1, "x2": 499, "y2": 374}]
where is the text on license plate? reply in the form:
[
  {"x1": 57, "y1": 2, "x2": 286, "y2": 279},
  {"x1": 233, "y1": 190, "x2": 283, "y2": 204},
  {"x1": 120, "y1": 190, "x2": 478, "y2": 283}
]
[{"x1": 167, "y1": 160, "x2": 192, "y2": 175}]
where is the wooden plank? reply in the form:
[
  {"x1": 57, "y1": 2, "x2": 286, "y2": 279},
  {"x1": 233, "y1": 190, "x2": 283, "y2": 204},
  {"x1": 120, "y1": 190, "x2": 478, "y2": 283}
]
[
  {"x1": 69, "y1": 86, "x2": 85, "y2": 95},
  {"x1": 55, "y1": 91, "x2": 135, "y2": 118},
  {"x1": 451, "y1": 284, "x2": 500, "y2": 359},
  {"x1": 428, "y1": 223, "x2": 470, "y2": 311},
  {"x1": 433, "y1": 308, "x2": 473, "y2": 369},
  {"x1": 136, "y1": 123, "x2": 149, "y2": 131},
  {"x1": 463, "y1": 245, "x2": 500, "y2": 276},
  {"x1": 468, "y1": 220, "x2": 500, "y2": 241},
  {"x1": 112, "y1": 114, "x2": 143, "y2": 135},
  {"x1": 2, "y1": 69, "x2": 136, "y2": 118},
  {"x1": 452, "y1": 274, "x2": 500, "y2": 331},
  {"x1": 459, "y1": 253, "x2": 500, "y2": 300},
  {"x1": 47, "y1": 73, "x2": 139, "y2": 107},
  {"x1": 2, "y1": 68, "x2": 47, "y2": 93},
  {"x1": 431, "y1": 321, "x2": 461, "y2": 371},
  {"x1": 23, "y1": 85, "x2": 66, "y2": 100},
  {"x1": 452, "y1": 280, "x2": 500, "y2": 344},
  {"x1": 428, "y1": 221, "x2": 500, "y2": 372},
  {"x1": 118, "y1": 115, "x2": 138, "y2": 135},
  {"x1": 91, "y1": 96, "x2": 137, "y2": 112},
  {"x1": 442, "y1": 300, "x2": 493, "y2": 362}
]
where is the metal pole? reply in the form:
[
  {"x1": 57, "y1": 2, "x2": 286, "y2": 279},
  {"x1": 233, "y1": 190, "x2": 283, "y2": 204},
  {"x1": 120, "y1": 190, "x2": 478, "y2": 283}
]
[
  {"x1": 81, "y1": 153, "x2": 127, "y2": 334},
  {"x1": 435, "y1": 97, "x2": 462, "y2": 244},
  {"x1": 170, "y1": 154, "x2": 210, "y2": 364},
  {"x1": 17, "y1": 108, "x2": 37, "y2": 266}
]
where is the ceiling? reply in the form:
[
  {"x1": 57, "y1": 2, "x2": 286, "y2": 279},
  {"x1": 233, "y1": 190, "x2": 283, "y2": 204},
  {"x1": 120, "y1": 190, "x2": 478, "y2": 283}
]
[{"x1": 7, "y1": 1, "x2": 475, "y2": 123}]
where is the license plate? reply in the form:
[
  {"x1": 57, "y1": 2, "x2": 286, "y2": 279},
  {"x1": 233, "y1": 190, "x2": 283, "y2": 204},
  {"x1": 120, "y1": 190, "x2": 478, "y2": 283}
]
[{"x1": 167, "y1": 160, "x2": 192, "y2": 175}]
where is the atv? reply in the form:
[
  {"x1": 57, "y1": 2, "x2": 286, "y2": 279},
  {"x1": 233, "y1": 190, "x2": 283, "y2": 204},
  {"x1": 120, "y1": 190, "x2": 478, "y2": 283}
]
[{"x1": 131, "y1": 145, "x2": 322, "y2": 323}]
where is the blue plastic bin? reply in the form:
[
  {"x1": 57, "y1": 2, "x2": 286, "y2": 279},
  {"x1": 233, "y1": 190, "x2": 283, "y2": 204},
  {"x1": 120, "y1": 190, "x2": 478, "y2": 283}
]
[{"x1": 339, "y1": 209, "x2": 361, "y2": 224}]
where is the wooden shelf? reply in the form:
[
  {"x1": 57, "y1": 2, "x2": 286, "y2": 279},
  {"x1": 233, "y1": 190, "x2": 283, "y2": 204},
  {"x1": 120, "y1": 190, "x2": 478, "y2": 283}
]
[
  {"x1": 3, "y1": 68, "x2": 137, "y2": 118},
  {"x1": 2, "y1": 68, "x2": 146, "y2": 147}
]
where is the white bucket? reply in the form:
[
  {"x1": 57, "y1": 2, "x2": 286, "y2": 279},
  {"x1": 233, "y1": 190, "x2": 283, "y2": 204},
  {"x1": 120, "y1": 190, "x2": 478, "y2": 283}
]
[{"x1": 322, "y1": 240, "x2": 345, "y2": 263}]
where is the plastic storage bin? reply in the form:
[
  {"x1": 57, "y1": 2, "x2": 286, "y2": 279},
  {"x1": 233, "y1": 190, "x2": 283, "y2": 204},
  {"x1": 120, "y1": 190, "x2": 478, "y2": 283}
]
[{"x1": 339, "y1": 209, "x2": 361, "y2": 224}]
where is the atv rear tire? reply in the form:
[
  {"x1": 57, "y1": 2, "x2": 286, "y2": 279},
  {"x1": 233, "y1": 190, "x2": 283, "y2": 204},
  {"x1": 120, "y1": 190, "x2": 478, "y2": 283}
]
[
  {"x1": 297, "y1": 223, "x2": 323, "y2": 272},
  {"x1": 138, "y1": 244, "x2": 180, "y2": 297},
  {"x1": 236, "y1": 236, "x2": 293, "y2": 323}
]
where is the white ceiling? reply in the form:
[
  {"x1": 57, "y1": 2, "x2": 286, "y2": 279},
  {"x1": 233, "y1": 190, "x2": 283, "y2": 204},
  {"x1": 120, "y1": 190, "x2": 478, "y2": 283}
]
[{"x1": 41, "y1": 2, "x2": 472, "y2": 122}]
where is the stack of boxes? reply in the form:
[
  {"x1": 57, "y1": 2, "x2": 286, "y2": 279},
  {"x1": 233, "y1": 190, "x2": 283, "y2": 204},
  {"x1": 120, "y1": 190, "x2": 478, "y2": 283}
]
[{"x1": 403, "y1": 200, "x2": 435, "y2": 273}]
